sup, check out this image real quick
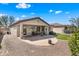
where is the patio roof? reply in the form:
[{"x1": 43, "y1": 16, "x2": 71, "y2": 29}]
[{"x1": 50, "y1": 23, "x2": 65, "y2": 27}]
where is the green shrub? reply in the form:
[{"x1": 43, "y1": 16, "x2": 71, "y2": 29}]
[
  {"x1": 56, "y1": 33, "x2": 79, "y2": 55},
  {"x1": 68, "y1": 33, "x2": 79, "y2": 56},
  {"x1": 49, "y1": 31, "x2": 56, "y2": 35}
]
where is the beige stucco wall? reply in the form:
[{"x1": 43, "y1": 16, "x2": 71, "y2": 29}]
[
  {"x1": 50, "y1": 26, "x2": 53, "y2": 31},
  {"x1": 10, "y1": 26, "x2": 17, "y2": 36},
  {"x1": 19, "y1": 19, "x2": 49, "y2": 26},
  {"x1": 50, "y1": 26, "x2": 64, "y2": 34},
  {"x1": 10, "y1": 19, "x2": 49, "y2": 38},
  {"x1": 53, "y1": 27, "x2": 64, "y2": 34},
  {"x1": 45, "y1": 27, "x2": 49, "y2": 35},
  {"x1": 19, "y1": 19, "x2": 49, "y2": 35}
]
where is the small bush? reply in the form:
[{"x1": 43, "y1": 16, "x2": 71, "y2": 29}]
[
  {"x1": 64, "y1": 30, "x2": 73, "y2": 34},
  {"x1": 32, "y1": 31, "x2": 37, "y2": 36},
  {"x1": 68, "y1": 33, "x2": 79, "y2": 56},
  {"x1": 49, "y1": 31, "x2": 56, "y2": 35}
]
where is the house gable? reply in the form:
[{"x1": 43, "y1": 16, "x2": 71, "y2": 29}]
[
  {"x1": 20, "y1": 18, "x2": 49, "y2": 26},
  {"x1": 11, "y1": 17, "x2": 49, "y2": 27}
]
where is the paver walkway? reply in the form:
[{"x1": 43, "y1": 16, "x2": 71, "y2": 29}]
[{"x1": 0, "y1": 34, "x2": 71, "y2": 56}]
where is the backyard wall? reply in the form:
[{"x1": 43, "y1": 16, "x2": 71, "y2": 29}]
[
  {"x1": 10, "y1": 26, "x2": 17, "y2": 36},
  {"x1": 50, "y1": 26, "x2": 64, "y2": 34},
  {"x1": 53, "y1": 27, "x2": 64, "y2": 34}
]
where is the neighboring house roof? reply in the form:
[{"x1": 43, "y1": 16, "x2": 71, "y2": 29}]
[
  {"x1": 10, "y1": 17, "x2": 49, "y2": 27},
  {"x1": 50, "y1": 23, "x2": 65, "y2": 27}
]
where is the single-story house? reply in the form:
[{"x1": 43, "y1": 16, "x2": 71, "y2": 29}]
[
  {"x1": 50, "y1": 23, "x2": 65, "y2": 34},
  {"x1": 10, "y1": 17, "x2": 49, "y2": 38}
]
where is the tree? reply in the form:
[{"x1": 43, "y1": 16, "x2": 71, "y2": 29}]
[
  {"x1": 9, "y1": 16, "x2": 15, "y2": 26},
  {"x1": 69, "y1": 17, "x2": 79, "y2": 28},
  {"x1": 0, "y1": 16, "x2": 8, "y2": 28},
  {"x1": 68, "y1": 17, "x2": 79, "y2": 56},
  {"x1": 0, "y1": 15, "x2": 15, "y2": 34},
  {"x1": 0, "y1": 15, "x2": 15, "y2": 28},
  {"x1": 0, "y1": 15, "x2": 15, "y2": 48}
]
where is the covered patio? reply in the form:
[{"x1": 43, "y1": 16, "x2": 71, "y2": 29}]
[
  {"x1": 17, "y1": 24, "x2": 49, "y2": 38},
  {"x1": 10, "y1": 17, "x2": 49, "y2": 39},
  {"x1": 23, "y1": 35, "x2": 54, "y2": 41}
]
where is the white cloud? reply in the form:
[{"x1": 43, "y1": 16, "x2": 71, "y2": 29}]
[
  {"x1": 1, "y1": 3, "x2": 8, "y2": 5},
  {"x1": 49, "y1": 9, "x2": 53, "y2": 13},
  {"x1": 0, "y1": 13, "x2": 7, "y2": 16},
  {"x1": 15, "y1": 17, "x2": 20, "y2": 21},
  {"x1": 16, "y1": 3, "x2": 31, "y2": 9},
  {"x1": 31, "y1": 12, "x2": 35, "y2": 15},
  {"x1": 21, "y1": 15, "x2": 27, "y2": 18},
  {"x1": 55, "y1": 10, "x2": 62, "y2": 14},
  {"x1": 65, "y1": 12, "x2": 70, "y2": 14}
]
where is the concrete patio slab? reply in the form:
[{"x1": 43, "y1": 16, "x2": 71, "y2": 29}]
[
  {"x1": 0, "y1": 34, "x2": 71, "y2": 56},
  {"x1": 20, "y1": 37, "x2": 58, "y2": 46}
]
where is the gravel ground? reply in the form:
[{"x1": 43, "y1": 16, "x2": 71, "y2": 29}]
[{"x1": 0, "y1": 34, "x2": 71, "y2": 56}]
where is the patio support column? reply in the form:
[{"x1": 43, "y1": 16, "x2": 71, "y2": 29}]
[
  {"x1": 46, "y1": 26, "x2": 49, "y2": 35},
  {"x1": 47, "y1": 26, "x2": 49, "y2": 35},
  {"x1": 40, "y1": 26, "x2": 42, "y2": 32},
  {"x1": 17, "y1": 25, "x2": 20, "y2": 37},
  {"x1": 20, "y1": 24, "x2": 23, "y2": 39}
]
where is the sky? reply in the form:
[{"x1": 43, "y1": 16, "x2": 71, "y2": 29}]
[{"x1": 0, "y1": 3, "x2": 79, "y2": 24}]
